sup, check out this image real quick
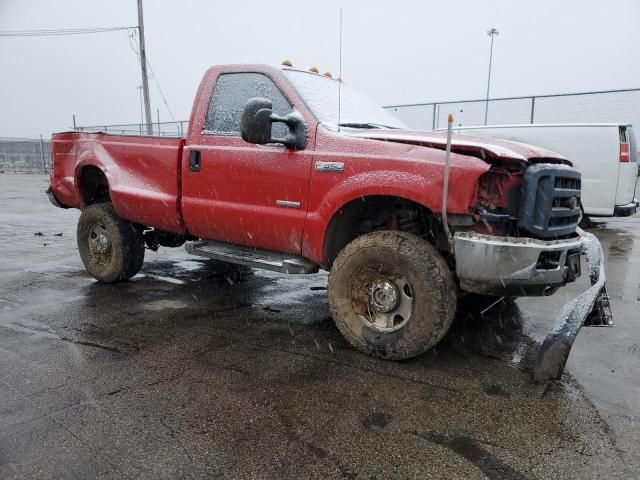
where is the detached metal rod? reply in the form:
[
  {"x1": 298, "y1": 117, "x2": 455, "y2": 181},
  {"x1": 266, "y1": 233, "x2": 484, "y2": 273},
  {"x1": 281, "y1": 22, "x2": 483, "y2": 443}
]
[{"x1": 442, "y1": 113, "x2": 454, "y2": 245}]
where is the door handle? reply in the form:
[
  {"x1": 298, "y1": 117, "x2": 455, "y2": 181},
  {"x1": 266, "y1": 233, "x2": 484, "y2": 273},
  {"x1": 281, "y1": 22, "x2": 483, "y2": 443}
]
[{"x1": 189, "y1": 150, "x2": 201, "y2": 172}]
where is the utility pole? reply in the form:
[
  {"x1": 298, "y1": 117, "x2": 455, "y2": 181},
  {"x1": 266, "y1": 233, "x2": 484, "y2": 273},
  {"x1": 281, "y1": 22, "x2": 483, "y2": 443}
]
[
  {"x1": 137, "y1": 0, "x2": 153, "y2": 134},
  {"x1": 484, "y1": 28, "x2": 499, "y2": 126}
]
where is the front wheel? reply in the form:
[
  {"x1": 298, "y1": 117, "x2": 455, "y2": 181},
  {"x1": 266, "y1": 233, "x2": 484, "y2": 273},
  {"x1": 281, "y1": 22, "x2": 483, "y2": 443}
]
[
  {"x1": 328, "y1": 231, "x2": 457, "y2": 360},
  {"x1": 77, "y1": 203, "x2": 145, "y2": 283}
]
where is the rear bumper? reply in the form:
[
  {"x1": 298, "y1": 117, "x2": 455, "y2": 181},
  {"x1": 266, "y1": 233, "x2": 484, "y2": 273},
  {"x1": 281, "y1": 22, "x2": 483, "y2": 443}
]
[
  {"x1": 455, "y1": 232, "x2": 583, "y2": 297},
  {"x1": 46, "y1": 187, "x2": 69, "y2": 209},
  {"x1": 613, "y1": 199, "x2": 639, "y2": 217}
]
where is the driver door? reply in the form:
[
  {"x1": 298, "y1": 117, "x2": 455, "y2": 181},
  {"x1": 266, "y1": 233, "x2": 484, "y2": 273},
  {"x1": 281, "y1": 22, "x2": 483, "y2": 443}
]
[{"x1": 181, "y1": 71, "x2": 314, "y2": 255}]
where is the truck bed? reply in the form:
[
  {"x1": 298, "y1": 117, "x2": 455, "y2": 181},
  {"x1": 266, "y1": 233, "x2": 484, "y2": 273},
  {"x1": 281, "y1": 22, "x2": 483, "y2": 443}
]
[{"x1": 50, "y1": 132, "x2": 186, "y2": 234}]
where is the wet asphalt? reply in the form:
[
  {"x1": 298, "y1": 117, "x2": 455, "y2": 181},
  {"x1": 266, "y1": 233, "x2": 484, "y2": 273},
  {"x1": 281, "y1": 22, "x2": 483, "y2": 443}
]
[{"x1": 1, "y1": 174, "x2": 639, "y2": 479}]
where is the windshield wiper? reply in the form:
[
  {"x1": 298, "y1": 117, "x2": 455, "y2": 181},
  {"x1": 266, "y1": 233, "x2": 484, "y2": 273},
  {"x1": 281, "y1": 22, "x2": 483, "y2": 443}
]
[{"x1": 338, "y1": 123, "x2": 400, "y2": 130}]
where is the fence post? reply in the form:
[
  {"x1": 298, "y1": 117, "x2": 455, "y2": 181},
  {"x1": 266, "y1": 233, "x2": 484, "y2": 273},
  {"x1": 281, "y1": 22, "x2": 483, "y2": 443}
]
[
  {"x1": 26, "y1": 142, "x2": 32, "y2": 174},
  {"x1": 432, "y1": 104, "x2": 437, "y2": 130},
  {"x1": 530, "y1": 96, "x2": 536, "y2": 124},
  {"x1": 39, "y1": 135, "x2": 46, "y2": 174}
]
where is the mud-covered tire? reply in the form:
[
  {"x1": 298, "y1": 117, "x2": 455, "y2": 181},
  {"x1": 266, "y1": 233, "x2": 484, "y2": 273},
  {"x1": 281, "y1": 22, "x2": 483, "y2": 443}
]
[
  {"x1": 328, "y1": 231, "x2": 457, "y2": 360},
  {"x1": 77, "y1": 203, "x2": 145, "y2": 283}
]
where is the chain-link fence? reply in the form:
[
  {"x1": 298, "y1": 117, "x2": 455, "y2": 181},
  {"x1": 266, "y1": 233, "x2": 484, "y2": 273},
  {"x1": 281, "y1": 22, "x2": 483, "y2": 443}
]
[
  {"x1": 384, "y1": 88, "x2": 640, "y2": 131},
  {"x1": 0, "y1": 138, "x2": 51, "y2": 174},
  {"x1": 75, "y1": 120, "x2": 188, "y2": 137},
  {"x1": 50, "y1": 87, "x2": 640, "y2": 157}
]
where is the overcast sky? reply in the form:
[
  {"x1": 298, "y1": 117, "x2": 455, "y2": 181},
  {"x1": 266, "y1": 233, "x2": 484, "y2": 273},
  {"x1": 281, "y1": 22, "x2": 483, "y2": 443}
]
[{"x1": 1, "y1": 0, "x2": 639, "y2": 138}]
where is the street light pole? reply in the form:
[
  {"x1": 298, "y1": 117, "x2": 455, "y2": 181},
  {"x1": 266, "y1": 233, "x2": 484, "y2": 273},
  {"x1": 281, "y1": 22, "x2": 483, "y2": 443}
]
[
  {"x1": 137, "y1": 0, "x2": 153, "y2": 134},
  {"x1": 484, "y1": 28, "x2": 499, "y2": 126}
]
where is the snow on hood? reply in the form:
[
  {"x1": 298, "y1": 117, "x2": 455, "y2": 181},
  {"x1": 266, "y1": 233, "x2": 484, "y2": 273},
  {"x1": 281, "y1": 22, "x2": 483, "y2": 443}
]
[{"x1": 350, "y1": 129, "x2": 571, "y2": 166}]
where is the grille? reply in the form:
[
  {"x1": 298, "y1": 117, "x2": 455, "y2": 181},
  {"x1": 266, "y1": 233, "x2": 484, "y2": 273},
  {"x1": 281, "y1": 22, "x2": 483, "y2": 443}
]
[
  {"x1": 518, "y1": 164, "x2": 581, "y2": 239},
  {"x1": 554, "y1": 177, "x2": 580, "y2": 190}
]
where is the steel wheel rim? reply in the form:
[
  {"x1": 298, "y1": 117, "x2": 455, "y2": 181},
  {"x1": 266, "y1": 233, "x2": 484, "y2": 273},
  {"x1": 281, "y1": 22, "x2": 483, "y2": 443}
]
[
  {"x1": 350, "y1": 263, "x2": 414, "y2": 332},
  {"x1": 88, "y1": 224, "x2": 112, "y2": 265}
]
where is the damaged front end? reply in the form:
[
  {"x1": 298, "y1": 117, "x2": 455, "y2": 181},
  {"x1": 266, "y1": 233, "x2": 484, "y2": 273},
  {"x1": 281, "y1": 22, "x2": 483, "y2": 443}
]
[
  {"x1": 454, "y1": 228, "x2": 612, "y2": 382},
  {"x1": 455, "y1": 160, "x2": 612, "y2": 381},
  {"x1": 533, "y1": 229, "x2": 612, "y2": 382}
]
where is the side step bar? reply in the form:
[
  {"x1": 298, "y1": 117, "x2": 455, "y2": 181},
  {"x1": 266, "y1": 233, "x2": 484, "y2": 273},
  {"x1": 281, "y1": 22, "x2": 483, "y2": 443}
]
[{"x1": 185, "y1": 240, "x2": 319, "y2": 274}]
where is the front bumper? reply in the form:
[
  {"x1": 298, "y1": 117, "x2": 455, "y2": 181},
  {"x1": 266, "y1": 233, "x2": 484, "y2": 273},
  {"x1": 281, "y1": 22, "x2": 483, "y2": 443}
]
[
  {"x1": 613, "y1": 199, "x2": 639, "y2": 217},
  {"x1": 455, "y1": 229, "x2": 612, "y2": 381},
  {"x1": 534, "y1": 229, "x2": 612, "y2": 381},
  {"x1": 455, "y1": 232, "x2": 583, "y2": 297}
]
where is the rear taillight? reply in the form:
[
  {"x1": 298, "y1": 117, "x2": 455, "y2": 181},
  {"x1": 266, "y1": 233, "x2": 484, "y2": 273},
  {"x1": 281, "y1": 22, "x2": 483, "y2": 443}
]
[{"x1": 620, "y1": 142, "x2": 630, "y2": 162}]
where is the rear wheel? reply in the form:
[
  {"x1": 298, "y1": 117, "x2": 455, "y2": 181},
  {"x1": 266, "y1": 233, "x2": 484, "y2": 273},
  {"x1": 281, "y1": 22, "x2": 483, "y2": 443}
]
[
  {"x1": 328, "y1": 231, "x2": 456, "y2": 360},
  {"x1": 77, "y1": 203, "x2": 145, "y2": 283}
]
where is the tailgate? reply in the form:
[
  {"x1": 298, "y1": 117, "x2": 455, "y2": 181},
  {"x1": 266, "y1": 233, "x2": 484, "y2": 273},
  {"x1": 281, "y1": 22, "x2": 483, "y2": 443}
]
[{"x1": 615, "y1": 126, "x2": 638, "y2": 205}]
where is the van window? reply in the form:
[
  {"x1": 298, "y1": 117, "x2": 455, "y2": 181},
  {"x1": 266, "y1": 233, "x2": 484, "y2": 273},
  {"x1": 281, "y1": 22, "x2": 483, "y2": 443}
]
[{"x1": 205, "y1": 72, "x2": 292, "y2": 138}]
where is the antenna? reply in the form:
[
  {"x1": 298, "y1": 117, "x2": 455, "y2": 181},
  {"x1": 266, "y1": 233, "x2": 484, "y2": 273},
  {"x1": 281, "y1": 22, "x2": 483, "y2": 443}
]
[{"x1": 337, "y1": 8, "x2": 343, "y2": 132}]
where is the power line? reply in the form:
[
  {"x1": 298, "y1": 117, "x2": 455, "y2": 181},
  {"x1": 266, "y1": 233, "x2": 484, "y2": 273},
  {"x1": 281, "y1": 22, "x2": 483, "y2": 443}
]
[
  {"x1": 128, "y1": 29, "x2": 175, "y2": 121},
  {"x1": 4, "y1": 20, "x2": 175, "y2": 123},
  {"x1": 0, "y1": 26, "x2": 136, "y2": 37},
  {"x1": 145, "y1": 59, "x2": 175, "y2": 121}
]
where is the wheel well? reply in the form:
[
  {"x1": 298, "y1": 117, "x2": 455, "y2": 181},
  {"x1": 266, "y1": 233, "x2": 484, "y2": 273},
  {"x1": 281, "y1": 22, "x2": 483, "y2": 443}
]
[
  {"x1": 323, "y1": 196, "x2": 449, "y2": 268},
  {"x1": 78, "y1": 166, "x2": 110, "y2": 205}
]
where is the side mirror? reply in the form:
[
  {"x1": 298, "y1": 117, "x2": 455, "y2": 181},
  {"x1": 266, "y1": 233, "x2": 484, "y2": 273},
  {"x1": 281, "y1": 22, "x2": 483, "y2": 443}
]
[{"x1": 240, "y1": 97, "x2": 308, "y2": 150}]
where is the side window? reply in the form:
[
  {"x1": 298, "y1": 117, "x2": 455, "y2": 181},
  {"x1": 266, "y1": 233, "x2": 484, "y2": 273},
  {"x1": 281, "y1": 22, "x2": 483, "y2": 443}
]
[{"x1": 205, "y1": 72, "x2": 292, "y2": 138}]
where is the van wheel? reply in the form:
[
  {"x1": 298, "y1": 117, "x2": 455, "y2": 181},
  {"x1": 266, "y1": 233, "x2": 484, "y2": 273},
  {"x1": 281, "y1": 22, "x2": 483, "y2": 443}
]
[
  {"x1": 328, "y1": 231, "x2": 456, "y2": 360},
  {"x1": 578, "y1": 206, "x2": 592, "y2": 228},
  {"x1": 77, "y1": 203, "x2": 145, "y2": 283}
]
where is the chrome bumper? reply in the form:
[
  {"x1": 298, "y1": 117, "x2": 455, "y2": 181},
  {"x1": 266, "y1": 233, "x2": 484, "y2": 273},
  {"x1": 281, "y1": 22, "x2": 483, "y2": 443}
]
[
  {"x1": 454, "y1": 229, "x2": 612, "y2": 381},
  {"x1": 455, "y1": 232, "x2": 583, "y2": 297},
  {"x1": 534, "y1": 229, "x2": 612, "y2": 381}
]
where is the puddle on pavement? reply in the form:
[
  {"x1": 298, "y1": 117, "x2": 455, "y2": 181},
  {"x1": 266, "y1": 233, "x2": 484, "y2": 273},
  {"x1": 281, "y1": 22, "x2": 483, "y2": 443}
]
[{"x1": 143, "y1": 299, "x2": 190, "y2": 311}]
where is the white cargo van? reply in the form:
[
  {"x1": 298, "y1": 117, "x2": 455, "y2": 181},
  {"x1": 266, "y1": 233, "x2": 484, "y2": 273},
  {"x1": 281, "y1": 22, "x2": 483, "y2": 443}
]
[{"x1": 444, "y1": 124, "x2": 638, "y2": 220}]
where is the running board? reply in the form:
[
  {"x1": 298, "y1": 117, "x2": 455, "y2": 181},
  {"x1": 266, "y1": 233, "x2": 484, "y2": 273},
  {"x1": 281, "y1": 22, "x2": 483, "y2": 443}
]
[{"x1": 185, "y1": 240, "x2": 319, "y2": 274}]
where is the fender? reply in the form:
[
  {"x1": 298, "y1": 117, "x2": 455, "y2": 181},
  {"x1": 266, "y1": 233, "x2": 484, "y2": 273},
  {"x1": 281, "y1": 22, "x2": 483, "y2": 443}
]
[
  {"x1": 301, "y1": 166, "x2": 486, "y2": 264},
  {"x1": 74, "y1": 142, "x2": 122, "y2": 212}
]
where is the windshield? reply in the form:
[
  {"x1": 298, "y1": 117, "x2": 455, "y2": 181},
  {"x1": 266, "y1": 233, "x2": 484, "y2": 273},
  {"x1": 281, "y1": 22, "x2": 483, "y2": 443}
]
[{"x1": 283, "y1": 69, "x2": 407, "y2": 131}]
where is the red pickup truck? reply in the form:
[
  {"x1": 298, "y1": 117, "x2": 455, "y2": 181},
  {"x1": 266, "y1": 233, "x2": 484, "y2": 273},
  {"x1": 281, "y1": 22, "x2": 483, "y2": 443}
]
[{"x1": 48, "y1": 63, "x2": 611, "y2": 379}]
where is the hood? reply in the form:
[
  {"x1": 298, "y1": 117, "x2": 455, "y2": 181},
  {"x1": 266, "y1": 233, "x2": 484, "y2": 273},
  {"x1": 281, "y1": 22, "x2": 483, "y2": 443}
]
[{"x1": 350, "y1": 129, "x2": 570, "y2": 166}]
